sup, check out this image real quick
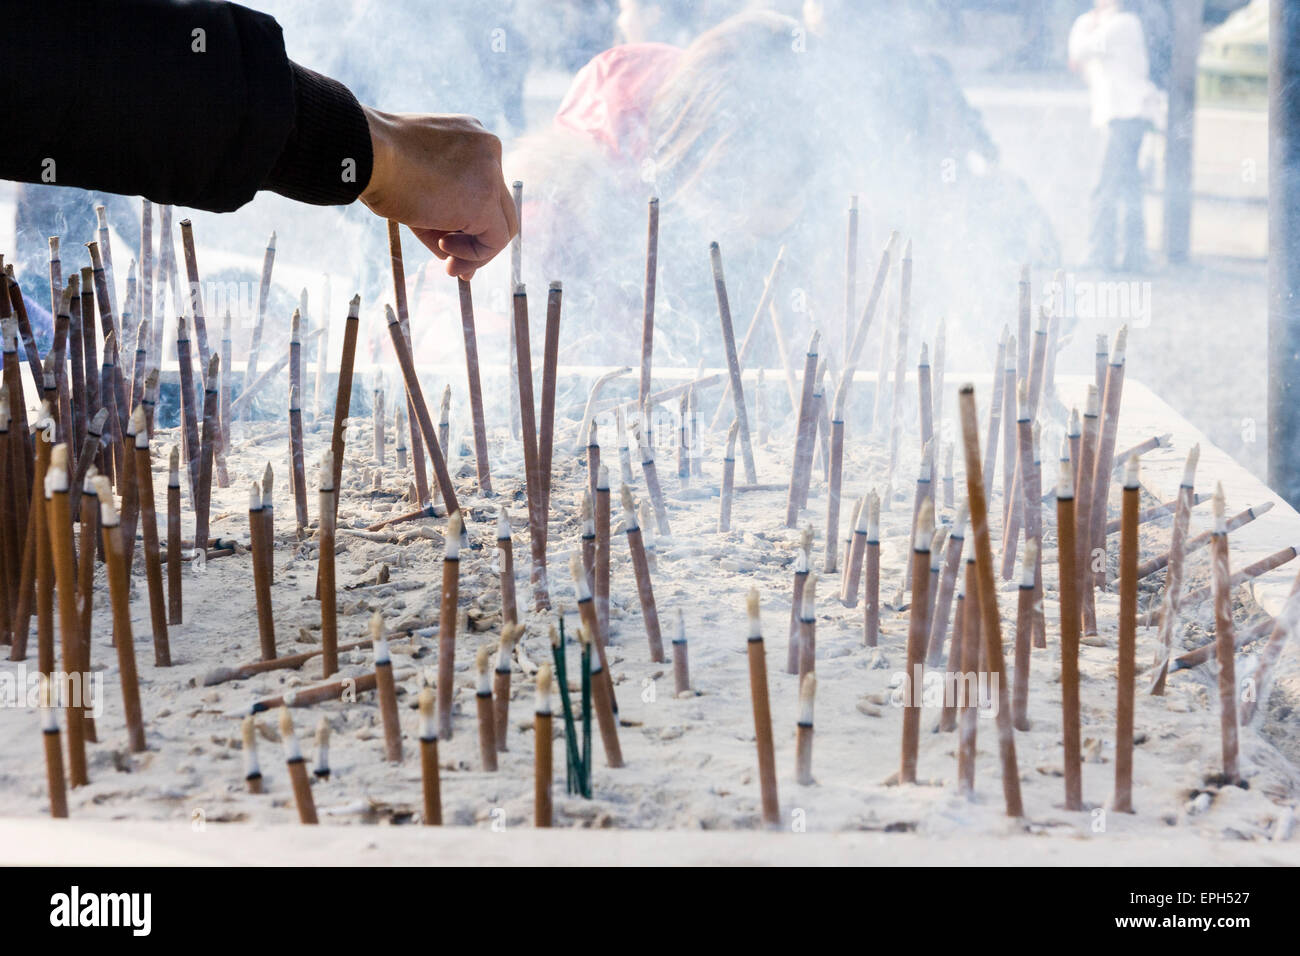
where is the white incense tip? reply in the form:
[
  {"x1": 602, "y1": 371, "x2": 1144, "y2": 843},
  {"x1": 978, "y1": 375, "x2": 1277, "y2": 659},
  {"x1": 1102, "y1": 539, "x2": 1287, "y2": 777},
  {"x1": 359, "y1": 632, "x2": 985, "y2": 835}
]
[
  {"x1": 1016, "y1": 379, "x2": 1029, "y2": 421},
  {"x1": 570, "y1": 553, "x2": 592, "y2": 600},
  {"x1": 279, "y1": 705, "x2": 301, "y2": 760},
  {"x1": 82, "y1": 465, "x2": 98, "y2": 496},
  {"x1": 1004, "y1": 337, "x2": 1017, "y2": 370},
  {"x1": 801, "y1": 525, "x2": 814, "y2": 554},
  {"x1": 496, "y1": 507, "x2": 511, "y2": 540},
  {"x1": 919, "y1": 440, "x2": 933, "y2": 475},
  {"x1": 639, "y1": 500, "x2": 656, "y2": 545},
  {"x1": 131, "y1": 404, "x2": 148, "y2": 447},
  {"x1": 385, "y1": 303, "x2": 399, "y2": 326},
  {"x1": 1124, "y1": 455, "x2": 1140, "y2": 489},
  {"x1": 94, "y1": 475, "x2": 119, "y2": 525},
  {"x1": 597, "y1": 463, "x2": 610, "y2": 491},
  {"x1": 1068, "y1": 407, "x2": 1081, "y2": 437},
  {"x1": 746, "y1": 588, "x2": 762, "y2": 638},
  {"x1": 1112, "y1": 326, "x2": 1128, "y2": 364},
  {"x1": 929, "y1": 528, "x2": 947, "y2": 570},
  {"x1": 291, "y1": 310, "x2": 302, "y2": 341},
  {"x1": 445, "y1": 510, "x2": 462, "y2": 559},
  {"x1": 620, "y1": 484, "x2": 638, "y2": 527},
  {"x1": 1214, "y1": 482, "x2": 1226, "y2": 532},
  {"x1": 919, "y1": 342, "x2": 929, "y2": 367},
  {"x1": 867, "y1": 491, "x2": 881, "y2": 540},
  {"x1": 496, "y1": 626, "x2": 517, "y2": 671},
  {"x1": 1058, "y1": 457, "x2": 1074, "y2": 500},
  {"x1": 587, "y1": 418, "x2": 598, "y2": 446},
  {"x1": 1182, "y1": 444, "x2": 1200, "y2": 488},
  {"x1": 801, "y1": 573, "x2": 818, "y2": 621},
  {"x1": 725, "y1": 418, "x2": 740, "y2": 457},
  {"x1": 314, "y1": 717, "x2": 330, "y2": 773},
  {"x1": 476, "y1": 645, "x2": 492, "y2": 693},
  {"x1": 914, "y1": 499, "x2": 935, "y2": 550},
  {"x1": 1020, "y1": 539, "x2": 1038, "y2": 587},
  {"x1": 535, "y1": 664, "x2": 553, "y2": 714},
  {"x1": 418, "y1": 686, "x2": 437, "y2": 739},
  {"x1": 794, "y1": 548, "x2": 809, "y2": 574},
  {"x1": 798, "y1": 673, "x2": 816, "y2": 725},
  {"x1": 854, "y1": 498, "x2": 871, "y2": 534},
  {"x1": 675, "y1": 608, "x2": 687, "y2": 644},
  {"x1": 319, "y1": 448, "x2": 334, "y2": 491},
  {"x1": 1085, "y1": 385, "x2": 1099, "y2": 417},
  {"x1": 45, "y1": 444, "x2": 70, "y2": 496},
  {"x1": 370, "y1": 612, "x2": 390, "y2": 664},
  {"x1": 581, "y1": 491, "x2": 594, "y2": 530},
  {"x1": 249, "y1": 482, "x2": 261, "y2": 511}
]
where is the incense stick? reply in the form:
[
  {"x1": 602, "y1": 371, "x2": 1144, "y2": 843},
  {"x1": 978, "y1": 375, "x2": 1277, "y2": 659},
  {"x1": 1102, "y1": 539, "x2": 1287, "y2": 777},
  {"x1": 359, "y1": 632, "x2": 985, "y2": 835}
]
[
  {"x1": 319, "y1": 450, "x2": 338, "y2": 676},
  {"x1": 710, "y1": 243, "x2": 757, "y2": 484},
  {"x1": 414, "y1": 685, "x2": 442, "y2": 825},
  {"x1": 539, "y1": 281, "x2": 563, "y2": 534},
  {"x1": 633, "y1": 413, "x2": 671, "y2": 536},
  {"x1": 926, "y1": 504, "x2": 966, "y2": 666},
  {"x1": 279, "y1": 706, "x2": 318, "y2": 824},
  {"x1": 472, "y1": 645, "x2": 498, "y2": 772},
  {"x1": 534, "y1": 664, "x2": 553, "y2": 826},
  {"x1": 863, "y1": 495, "x2": 881, "y2": 647},
  {"x1": 39, "y1": 677, "x2": 68, "y2": 818},
  {"x1": 719, "y1": 420, "x2": 739, "y2": 533},
  {"x1": 289, "y1": 311, "x2": 308, "y2": 532},
  {"x1": 745, "y1": 589, "x2": 780, "y2": 826},
  {"x1": 825, "y1": 382, "x2": 847, "y2": 573},
  {"x1": 242, "y1": 715, "x2": 263, "y2": 793},
  {"x1": 711, "y1": 246, "x2": 786, "y2": 430},
  {"x1": 167, "y1": 446, "x2": 182, "y2": 625},
  {"x1": 956, "y1": 539, "x2": 980, "y2": 793},
  {"x1": 621, "y1": 485, "x2": 665, "y2": 662},
  {"x1": 46, "y1": 445, "x2": 87, "y2": 785},
  {"x1": 95, "y1": 475, "x2": 147, "y2": 750},
  {"x1": 455, "y1": 278, "x2": 492, "y2": 493},
  {"x1": 497, "y1": 507, "x2": 518, "y2": 628},
  {"x1": 493, "y1": 625, "x2": 517, "y2": 752},
  {"x1": 1012, "y1": 538, "x2": 1036, "y2": 733},
  {"x1": 786, "y1": 331, "x2": 820, "y2": 528},
  {"x1": 1055, "y1": 446, "x2": 1084, "y2": 809},
  {"x1": 371, "y1": 612, "x2": 403, "y2": 763},
  {"x1": 437, "y1": 510, "x2": 462, "y2": 739},
  {"x1": 372, "y1": 387, "x2": 386, "y2": 465},
  {"x1": 900, "y1": 501, "x2": 934, "y2": 784},
  {"x1": 1089, "y1": 328, "x2": 1128, "y2": 588},
  {"x1": 795, "y1": 673, "x2": 816, "y2": 786},
  {"x1": 639, "y1": 197, "x2": 659, "y2": 410},
  {"x1": 194, "y1": 353, "x2": 220, "y2": 555},
  {"x1": 1076, "y1": 385, "x2": 1101, "y2": 635},
  {"x1": 131, "y1": 406, "x2": 169, "y2": 665},
  {"x1": 1113, "y1": 456, "x2": 1140, "y2": 812},
  {"x1": 1150, "y1": 445, "x2": 1200, "y2": 695},
  {"x1": 244, "y1": 232, "x2": 276, "y2": 407},
  {"x1": 1210, "y1": 484, "x2": 1240, "y2": 783},
  {"x1": 957, "y1": 384, "x2": 1023, "y2": 816},
  {"x1": 175, "y1": 313, "x2": 200, "y2": 500},
  {"x1": 798, "y1": 572, "x2": 818, "y2": 681},
  {"x1": 313, "y1": 717, "x2": 330, "y2": 780}
]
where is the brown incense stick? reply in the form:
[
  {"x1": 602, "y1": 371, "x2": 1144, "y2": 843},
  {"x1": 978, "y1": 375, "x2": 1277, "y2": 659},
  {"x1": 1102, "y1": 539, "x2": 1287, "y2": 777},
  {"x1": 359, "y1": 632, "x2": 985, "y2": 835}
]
[
  {"x1": 633, "y1": 414, "x2": 671, "y2": 536},
  {"x1": 956, "y1": 539, "x2": 980, "y2": 792},
  {"x1": 670, "y1": 608, "x2": 691, "y2": 696},
  {"x1": 842, "y1": 495, "x2": 871, "y2": 608},
  {"x1": 570, "y1": 553, "x2": 618, "y2": 714},
  {"x1": 94, "y1": 476, "x2": 147, "y2": 751},
  {"x1": 539, "y1": 282, "x2": 563, "y2": 534},
  {"x1": 1113, "y1": 456, "x2": 1140, "y2": 813},
  {"x1": 248, "y1": 481, "x2": 275, "y2": 660},
  {"x1": 216, "y1": 310, "x2": 231, "y2": 486},
  {"x1": 289, "y1": 329, "x2": 308, "y2": 534},
  {"x1": 1076, "y1": 385, "x2": 1101, "y2": 634},
  {"x1": 1089, "y1": 328, "x2": 1128, "y2": 587},
  {"x1": 579, "y1": 623, "x2": 624, "y2": 769},
  {"x1": 1150, "y1": 445, "x2": 1200, "y2": 695},
  {"x1": 414, "y1": 685, "x2": 443, "y2": 825},
  {"x1": 175, "y1": 313, "x2": 200, "y2": 499},
  {"x1": 242, "y1": 715, "x2": 263, "y2": 793},
  {"x1": 32, "y1": 411, "x2": 54, "y2": 675},
  {"x1": 900, "y1": 501, "x2": 934, "y2": 784},
  {"x1": 745, "y1": 589, "x2": 780, "y2": 826},
  {"x1": 1210, "y1": 484, "x2": 1240, "y2": 782},
  {"x1": 786, "y1": 331, "x2": 820, "y2": 528},
  {"x1": 639, "y1": 197, "x2": 659, "y2": 410},
  {"x1": 388, "y1": 222, "x2": 430, "y2": 505},
  {"x1": 313, "y1": 717, "x2": 330, "y2": 780},
  {"x1": 370, "y1": 612, "x2": 403, "y2": 763},
  {"x1": 46, "y1": 445, "x2": 87, "y2": 785},
  {"x1": 131, "y1": 406, "x2": 169, "y2": 665},
  {"x1": 999, "y1": 337, "x2": 1017, "y2": 527},
  {"x1": 437, "y1": 510, "x2": 463, "y2": 739},
  {"x1": 279, "y1": 706, "x2": 318, "y2": 824},
  {"x1": 40, "y1": 677, "x2": 68, "y2": 818},
  {"x1": 926, "y1": 505, "x2": 966, "y2": 666},
  {"x1": 534, "y1": 664, "x2": 553, "y2": 826},
  {"x1": 474, "y1": 645, "x2": 499, "y2": 772},
  {"x1": 1012, "y1": 538, "x2": 1036, "y2": 733},
  {"x1": 710, "y1": 243, "x2": 757, "y2": 484},
  {"x1": 497, "y1": 507, "x2": 518, "y2": 628},
  {"x1": 957, "y1": 384, "x2": 1023, "y2": 816},
  {"x1": 719, "y1": 420, "x2": 739, "y2": 533},
  {"x1": 795, "y1": 672, "x2": 816, "y2": 786},
  {"x1": 621, "y1": 485, "x2": 665, "y2": 662},
  {"x1": 395, "y1": 403, "x2": 408, "y2": 470},
  {"x1": 796, "y1": 571, "x2": 819, "y2": 682},
  {"x1": 493, "y1": 625, "x2": 518, "y2": 752},
  {"x1": 863, "y1": 496, "x2": 881, "y2": 646},
  {"x1": 194, "y1": 353, "x2": 219, "y2": 555},
  {"x1": 1055, "y1": 447, "x2": 1084, "y2": 809},
  {"x1": 319, "y1": 450, "x2": 338, "y2": 676},
  {"x1": 508, "y1": 287, "x2": 546, "y2": 605},
  {"x1": 177, "y1": 220, "x2": 211, "y2": 378},
  {"x1": 455, "y1": 278, "x2": 492, "y2": 493},
  {"x1": 165, "y1": 447, "x2": 182, "y2": 625}
]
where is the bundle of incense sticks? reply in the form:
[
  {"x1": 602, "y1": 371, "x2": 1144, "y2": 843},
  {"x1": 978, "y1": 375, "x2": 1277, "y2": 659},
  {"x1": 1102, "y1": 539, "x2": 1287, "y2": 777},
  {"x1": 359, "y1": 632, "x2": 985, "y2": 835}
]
[
  {"x1": 507, "y1": 287, "x2": 547, "y2": 607},
  {"x1": 550, "y1": 622, "x2": 593, "y2": 794},
  {"x1": 795, "y1": 673, "x2": 816, "y2": 787},
  {"x1": 709, "y1": 243, "x2": 757, "y2": 485},
  {"x1": 926, "y1": 503, "x2": 965, "y2": 666},
  {"x1": 621, "y1": 484, "x2": 665, "y2": 662},
  {"x1": 957, "y1": 384, "x2": 1023, "y2": 817},
  {"x1": 279, "y1": 706, "x2": 318, "y2": 824},
  {"x1": 1113, "y1": 456, "x2": 1140, "y2": 812},
  {"x1": 371, "y1": 612, "x2": 402, "y2": 763},
  {"x1": 418, "y1": 685, "x2": 443, "y2": 824},
  {"x1": 786, "y1": 331, "x2": 820, "y2": 528},
  {"x1": 437, "y1": 510, "x2": 463, "y2": 739},
  {"x1": 745, "y1": 589, "x2": 780, "y2": 827},
  {"x1": 1150, "y1": 445, "x2": 1200, "y2": 695}
]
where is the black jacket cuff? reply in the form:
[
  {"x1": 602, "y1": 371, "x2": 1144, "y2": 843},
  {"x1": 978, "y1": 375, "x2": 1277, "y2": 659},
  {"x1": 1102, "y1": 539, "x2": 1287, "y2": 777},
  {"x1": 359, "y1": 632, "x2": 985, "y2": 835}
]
[{"x1": 265, "y1": 62, "x2": 373, "y2": 205}]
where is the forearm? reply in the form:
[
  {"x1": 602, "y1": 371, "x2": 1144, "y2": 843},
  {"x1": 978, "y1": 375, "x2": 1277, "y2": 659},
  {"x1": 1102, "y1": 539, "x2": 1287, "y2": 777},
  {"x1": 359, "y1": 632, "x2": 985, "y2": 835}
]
[{"x1": 0, "y1": 0, "x2": 372, "y2": 212}]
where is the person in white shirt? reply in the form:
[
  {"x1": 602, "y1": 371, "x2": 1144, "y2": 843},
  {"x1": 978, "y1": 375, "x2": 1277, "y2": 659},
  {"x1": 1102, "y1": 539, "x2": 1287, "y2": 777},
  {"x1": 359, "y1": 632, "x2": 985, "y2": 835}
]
[{"x1": 1069, "y1": 0, "x2": 1159, "y2": 271}]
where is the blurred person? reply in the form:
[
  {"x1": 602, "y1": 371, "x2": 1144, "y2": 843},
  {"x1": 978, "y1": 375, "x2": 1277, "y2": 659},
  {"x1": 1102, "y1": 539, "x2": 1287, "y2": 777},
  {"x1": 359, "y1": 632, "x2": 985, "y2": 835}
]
[
  {"x1": 1069, "y1": 0, "x2": 1161, "y2": 272},
  {"x1": 616, "y1": 0, "x2": 743, "y2": 45}
]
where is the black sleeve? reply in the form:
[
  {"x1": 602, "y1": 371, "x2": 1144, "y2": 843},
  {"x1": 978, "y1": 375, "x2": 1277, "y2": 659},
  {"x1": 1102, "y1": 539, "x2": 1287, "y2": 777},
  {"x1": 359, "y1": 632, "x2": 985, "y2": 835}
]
[{"x1": 0, "y1": 0, "x2": 373, "y2": 212}]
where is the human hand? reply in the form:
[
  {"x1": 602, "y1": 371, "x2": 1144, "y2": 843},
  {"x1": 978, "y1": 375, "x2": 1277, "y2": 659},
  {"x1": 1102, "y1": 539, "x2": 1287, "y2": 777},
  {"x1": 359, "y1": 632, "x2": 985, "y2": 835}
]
[{"x1": 360, "y1": 108, "x2": 518, "y2": 279}]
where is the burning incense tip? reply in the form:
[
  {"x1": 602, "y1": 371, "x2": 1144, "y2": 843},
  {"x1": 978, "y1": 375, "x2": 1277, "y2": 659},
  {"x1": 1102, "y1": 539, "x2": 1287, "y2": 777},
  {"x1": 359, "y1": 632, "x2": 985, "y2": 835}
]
[
  {"x1": 497, "y1": 628, "x2": 517, "y2": 670},
  {"x1": 476, "y1": 645, "x2": 492, "y2": 688},
  {"x1": 569, "y1": 553, "x2": 592, "y2": 599},
  {"x1": 798, "y1": 673, "x2": 816, "y2": 725},
  {"x1": 1058, "y1": 454, "x2": 1075, "y2": 499},
  {"x1": 801, "y1": 525, "x2": 814, "y2": 555},
  {"x1": 418, "y1": 686, "x2": 436, "y2": 739},
  {"x1": 314, "y1": 718, "x2": 330, "y2": 777},
  {"x1": 620, "y1": 484, "x2": 637, "y2": 523},
  {"x1": 262, "y1": 463, "x2": 274, "y2": 498},
  {"x1": 290, "y1": 309, "x2": 301, "y2": 343},
  {"x1": 1183, "y1": 444, "x2": 1201, "y2": 486},
  {"x1": 1086, "y1": 385, "x2": 1100, "y2": 416},
  {"x1": 369, "y1": 611, "x2": 390, "y2": 663},
  {"x1": 802, "y1": 573, "x2": 818, "y2": 620},
  {"x1": 1214, "y1": 482, "x2": 1227, "y2": 530},
  {"x1": 597, "y1": 463, "x2": 610, "y2": 490},
  {"x1": 131, "y1": 404, "x2": 147, "y2": 444},
  {"x1": 1124, "y1": 455, "x2": 1140, "y2": 489},
  {"x1": 45, "y1": 444, "x2": 70, "y2": 494},
  {"x1": 581, "y1": 491, "x2": 593, "y2": 528},
  {"x1": 445, "y1": 511, "x2": 463, "y2": 558},
  {"x1": 535, "y1": 664, "x2": 553, "y2": 713},
  {"x1": 1113, "y1": 326, "x2": 1128, "y2": 363},
  {"x1": 497, "y1": 507, "x2": 511, "y2": 539},
  {"x1": 794, "y1": 547, "x2": 809, "y2": 574},
  {"x1": 249, "y1": 482, "x2": 261, "y2": 511}
]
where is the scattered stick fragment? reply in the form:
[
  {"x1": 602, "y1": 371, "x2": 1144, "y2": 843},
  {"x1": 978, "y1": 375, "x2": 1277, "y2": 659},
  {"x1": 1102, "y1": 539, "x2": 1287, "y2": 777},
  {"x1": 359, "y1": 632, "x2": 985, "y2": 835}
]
[
  {"x1": 746, "y1": 589, "x2": 780, "y2": 827},
  {"x1": 437, "y1": 510, "x2": 463, "y2": 739},
  {"x1": 372, "y1": 612, "x2": 403, "y2": 763},
  {"x1": 534, "y1": 664, "x2": 554, "y2": 827},
  {"x1": 1210, "y1": 484, "x2": 1240, "y2": 783},
  {"x1": 795, "y1": 673, "x2": 816, "y2": 786},
  {"x1": 279, "y1": 706, "x2": 318, "y2": 825}
]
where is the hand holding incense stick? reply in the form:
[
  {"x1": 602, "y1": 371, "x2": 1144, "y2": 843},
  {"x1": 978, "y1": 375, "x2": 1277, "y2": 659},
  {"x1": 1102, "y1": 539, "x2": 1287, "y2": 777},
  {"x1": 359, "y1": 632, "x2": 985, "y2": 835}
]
[
  {"x1": 95, "y1": 476, "x2": 147, "y2": 751},
  {"x1": 242, "y1": 715, "x2": 264, "y2": 794},
  {"x1": 1113, "y1": 456, "x2": 1140, "y2": 812},
  {"x1": 957, "y1": 385, "x2": 1023, "y2": 817},
  {"x1": 437, "y1": 510, "x2": 463, "y2": 739},
  {"x1": 1210, "y1": 483, "x2": 1240, "y2": 783},
  {"x1": 534, "y1": 664, "x2": 554, "y2": 826},
  {"x1": 745, "y1": 589, "x2": 780, "y2": 827},
  {"x1": 279, "y1": 706, "x2": 318, "y2": 824},
  {"x1": 418, "y1": 685, "x2": 443, "y2": 825},
  {"x1": 475, "y1": 645, "x2": 498, "y2": 772},
  {"x1": 621, "y1": 484, "x2": 665, "y2": 662},
  {"x1": 795, "y1": 673, "x2": 816, "y2": 786}
]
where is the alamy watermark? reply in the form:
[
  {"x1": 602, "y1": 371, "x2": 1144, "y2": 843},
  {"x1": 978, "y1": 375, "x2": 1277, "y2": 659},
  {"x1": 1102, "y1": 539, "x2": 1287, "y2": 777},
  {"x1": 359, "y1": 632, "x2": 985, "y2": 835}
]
[{"x1": 0, "y1": 664, "x2": 104, "y2": 719}]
